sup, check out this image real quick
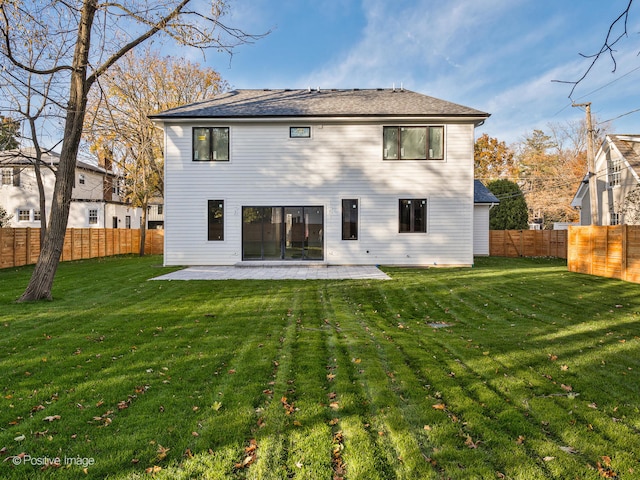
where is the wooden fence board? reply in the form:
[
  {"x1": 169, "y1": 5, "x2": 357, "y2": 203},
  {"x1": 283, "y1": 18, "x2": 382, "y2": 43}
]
[
  {"x1": 0, "y1": 228, "x2": 163, "y2": 269},
  {"x1": 567, "y1": 225, "x2": 640, "y2": 284},
  {"x1": 489, "y1": 230, "x2": 568, "y2": 259}
]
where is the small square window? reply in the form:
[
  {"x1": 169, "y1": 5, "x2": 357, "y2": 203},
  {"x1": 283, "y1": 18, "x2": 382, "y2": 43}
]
[
  {"x1": 79, "y1": 173, "x2": 85, "y2": 185},
  {"x1": 290, "y1": 127, "x2": 311, "y2": 138},
  {"x1": 18, "y1": 209, "x2": 30, "y2": 221},
  {"x1": 89, "y1": 209, "x2": 98, "y2": 225}
]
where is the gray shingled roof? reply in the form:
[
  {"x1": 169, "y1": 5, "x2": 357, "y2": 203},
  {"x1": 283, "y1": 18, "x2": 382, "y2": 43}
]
[
  {"x1": 0, "y1": 148, "x2": 108, "y2": 174},
  {"x1": 474, "y1": 180, "x2": 500, "y2": 204},
  {"x1": 609, "y1": 134, "x2": 640, "y2": 177},
  {"x1": 150, "y1": 88, "x2": 490, "y2": 120}
]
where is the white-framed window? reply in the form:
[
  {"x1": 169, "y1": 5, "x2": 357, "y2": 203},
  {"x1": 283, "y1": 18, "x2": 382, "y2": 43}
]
[
  {"x1": 34, "y1": 210, "x2": 41, "y2": 221},
  {"x1": 18, "y1": 209, "x2": 30, "y2": 221},
  {"x1": 610, "y1": 212, "x2": 621, "y2": 225},
  {"x1": 89, "y1": 209, "x2": 98, "y2": 225},
  {"x1": 1, "y1": 168, "x2": 12, "y2": 185},
  {"x1": 125, "y1": 215, "x2": 131, "y2": 229},
  {"x1": 608, "y1": 158, "x2": 621, "y2": 188},
  {"x1": 79, "y1": 173, "x2": 85, "y2": 185}
]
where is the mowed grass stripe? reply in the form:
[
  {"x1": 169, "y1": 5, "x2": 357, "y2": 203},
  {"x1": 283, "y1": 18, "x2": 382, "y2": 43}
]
[{"x1": 1, "y1": 256, "x2": 640, "y2": 479}]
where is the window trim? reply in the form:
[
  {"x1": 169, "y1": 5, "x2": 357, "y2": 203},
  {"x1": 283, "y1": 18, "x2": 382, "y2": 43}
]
[
  {"x1": 193, "y1": 127, "x2": 230, "y2": 162},
  {"x1": 399, "y1": 199, "x2": 427, "y2": 233},
  {"x1": 383, "y1": 126, "x2": 444, "y2": 161},
  {"x1": 608, "y1": 157, "x2": 621, "y2": 188},
  {"x1": 88, "y1": 209, "x2": 98, "y2": 225},
  {"x1": 17, "y1": 209, "x2": 30, "y2": 222},
  {"x1": 341, "y1": 199, "x2": 359, "y2": 240}
]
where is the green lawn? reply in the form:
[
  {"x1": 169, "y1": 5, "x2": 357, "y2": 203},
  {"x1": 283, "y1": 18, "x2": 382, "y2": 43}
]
[{"x1": 0, "y1": 256, "x2": 639, "y2": 479}]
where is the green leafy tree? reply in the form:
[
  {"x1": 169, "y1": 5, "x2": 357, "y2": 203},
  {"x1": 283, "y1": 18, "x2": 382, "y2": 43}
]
[
  {"x1": 487, "y1": 179, "x2": 529, "y2": 230},
  {"x1": 474, "y1": 133, "x2": 516, "y2": 181}
]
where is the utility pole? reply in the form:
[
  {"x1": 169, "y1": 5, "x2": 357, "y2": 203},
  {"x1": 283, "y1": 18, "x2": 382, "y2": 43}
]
[{"x1": 572, "y1": 102, "x2": 599, "y2": 225}]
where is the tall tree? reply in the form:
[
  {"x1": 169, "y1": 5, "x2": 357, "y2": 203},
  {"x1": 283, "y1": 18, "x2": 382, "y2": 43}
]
[
  {"x1": 84, "y1": 48, "x2": 228, "y2": 254},
  {"x1": 474, "y1": 133, "x2": 516, "y2": 181},
  {"x1": 0, "y1": 1, "x2": 264, "y2": 301},
  {"x1": 514, "y1": 126, "x2": 589, "y2": 228},
  {"x1": 487, "y1": 179, "x2": 529, "y2": 230}
]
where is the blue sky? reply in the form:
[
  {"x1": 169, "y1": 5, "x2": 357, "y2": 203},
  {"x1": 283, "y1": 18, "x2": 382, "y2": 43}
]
[{"x1": 186, "y1": 0, "x2": 640, "y2": 145}]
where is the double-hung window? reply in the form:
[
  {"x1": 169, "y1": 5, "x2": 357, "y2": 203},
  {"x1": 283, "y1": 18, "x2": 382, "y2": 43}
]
[
  {"x1": 193, "y1": 127, "x2": 229, "y2": 161},
  {"x1": 1, "y1": 168, "x2": 12, "y2": 185},
  {"x1": 399, "y1": 199, "x2": 427, "y2": 233},
  {"x1": 608, "y1": 158, "x2": 621, "y2": 188},
  {"x1": 383, "y1": 126, "x2": 444, "y2": 160}
]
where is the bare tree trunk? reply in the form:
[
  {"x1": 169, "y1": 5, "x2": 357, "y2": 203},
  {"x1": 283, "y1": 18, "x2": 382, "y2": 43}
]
[
  {"x1": 139, "y1": 198, "x2": 148, "y2": 256},
  {"x1": 18, "y1": 0, "x2": 97, "y2": 302}
]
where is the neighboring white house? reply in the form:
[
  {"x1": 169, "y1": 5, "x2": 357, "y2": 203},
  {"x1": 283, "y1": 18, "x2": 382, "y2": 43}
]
[
  {"x1": 572, "y1": 134, "x2": 640, "y2": 225},
  {"x1": 0, "y1": 149, "x2": 142, "y2": 229},
  {"x1": 150, "y1": 88, "x2": 490, "y2": 266},
  {"x1": 473, "y1": 180, "x2": 499, "y2": 256}
]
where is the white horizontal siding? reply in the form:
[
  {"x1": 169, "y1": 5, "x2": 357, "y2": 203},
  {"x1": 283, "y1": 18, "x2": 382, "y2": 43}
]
[
  {"x1": 163, "y1": 121, "x2": 476, "y2": 266},
  {"x1": 473, "y1": 205, "x2": 491, "y2": 256}
]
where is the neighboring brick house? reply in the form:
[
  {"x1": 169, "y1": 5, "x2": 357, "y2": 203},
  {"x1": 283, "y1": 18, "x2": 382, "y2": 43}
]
[{"x1": 150, "y1": 88, "x2": 490, "y2": 266}]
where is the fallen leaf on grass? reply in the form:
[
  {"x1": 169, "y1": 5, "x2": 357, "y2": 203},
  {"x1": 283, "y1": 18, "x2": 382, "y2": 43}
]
[
  {"x1": 329, "y1": 418, "x2": 339, "y2": 426},
  {"x1": 432, "y1": 403, "x2": 446, "y2": 410},
  {"x1": 423, "y1": 425, "x2": 432, "y2": 431},
  {"x1": 145, "y1": 466, "x2": 162, "y2": 474},
  {"x1": 464, "y1": 435, "x2": 480, "y2": 449},
  {"x1": 516, "y1": 435, "x2": 525, "y2": 445},
  {"x1": 549, "y1": 354, "x2": 558, "y2": 361},
  {"x1": 43, "y1": 415, "x2": 61, "y2": 422},
  {"x1": 156, "y1": 445, "x2": 170, "y2": 461},
  {"x1": 559, "y1": 446, "x2": 578, "y2": 454},
  {"x1": 588, "y1": 403, "x2": 598, "y2": 409},
  {"x1": 561, "y1": 384, "x2": 573, "y2": 392},
  {"x1": 543, "y1": 456, "x2": 555, "y2": 462}
]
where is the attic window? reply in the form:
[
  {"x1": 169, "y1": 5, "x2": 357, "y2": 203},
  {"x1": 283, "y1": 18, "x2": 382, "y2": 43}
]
[
  {"x1": 1, "y1": 168, "x2": 12, "y2": 185},
  {"x1": 290, "y1": 127, "x2": 311, "y2": 138}
]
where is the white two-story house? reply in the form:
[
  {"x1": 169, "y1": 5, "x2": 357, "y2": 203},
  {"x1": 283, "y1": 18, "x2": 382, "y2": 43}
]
[
  {"x1": 0, "y1": 149, "x2": 141, "y2": 229},
  {"x1": 572, "y1": 134, "x2": 640, "y2": 225},
  {"x1": 150, "y1": 88, "x2": 490, "y2": 266}
]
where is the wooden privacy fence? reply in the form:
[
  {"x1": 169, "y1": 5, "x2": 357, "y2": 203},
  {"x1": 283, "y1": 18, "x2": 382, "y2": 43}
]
[
  {"x1": 0, "y1": 228, "x2": 164, "y2": 269},
  {"x1": 489, "y1": 230, "x2": 568, "y2": 259},
  {"x1": 568, "y1": 225, "x2": 640, "y2": 284}
]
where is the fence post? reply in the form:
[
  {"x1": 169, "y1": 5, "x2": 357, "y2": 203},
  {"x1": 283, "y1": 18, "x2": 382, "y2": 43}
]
[{"x1": 623, "y1": 224, "x2": 628, "y2": 282}]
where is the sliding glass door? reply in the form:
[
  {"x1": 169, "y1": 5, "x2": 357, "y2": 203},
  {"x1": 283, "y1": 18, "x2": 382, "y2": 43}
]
[{"x1": 242, "y1": 206, "x2": 323, "y2": 261}]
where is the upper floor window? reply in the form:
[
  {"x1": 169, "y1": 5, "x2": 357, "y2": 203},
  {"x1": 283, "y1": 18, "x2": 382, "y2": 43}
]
[
  {"x1": 383, "y1": 126, "x2": 444, "y2": 160},
  {"x1": 193, "y1": 127, "x2": 229, "y2": 161},
  {"x1": 290, "y1": 127, "x2": 311, "y2": 138},
  {"x1": 79, "y1": 173, "x2": 85, "y2": 185},
  {"x1": 1, "y1": 168, "x2": 13, "y2": 185},
  {"x1": 608, "y1": 158, "x2": 621, "y2": 188}
]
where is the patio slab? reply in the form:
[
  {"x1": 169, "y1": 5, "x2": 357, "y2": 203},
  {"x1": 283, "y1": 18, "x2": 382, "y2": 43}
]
[{"x1": 151, "y1": 265, "x2": 391, "y2": 281}]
